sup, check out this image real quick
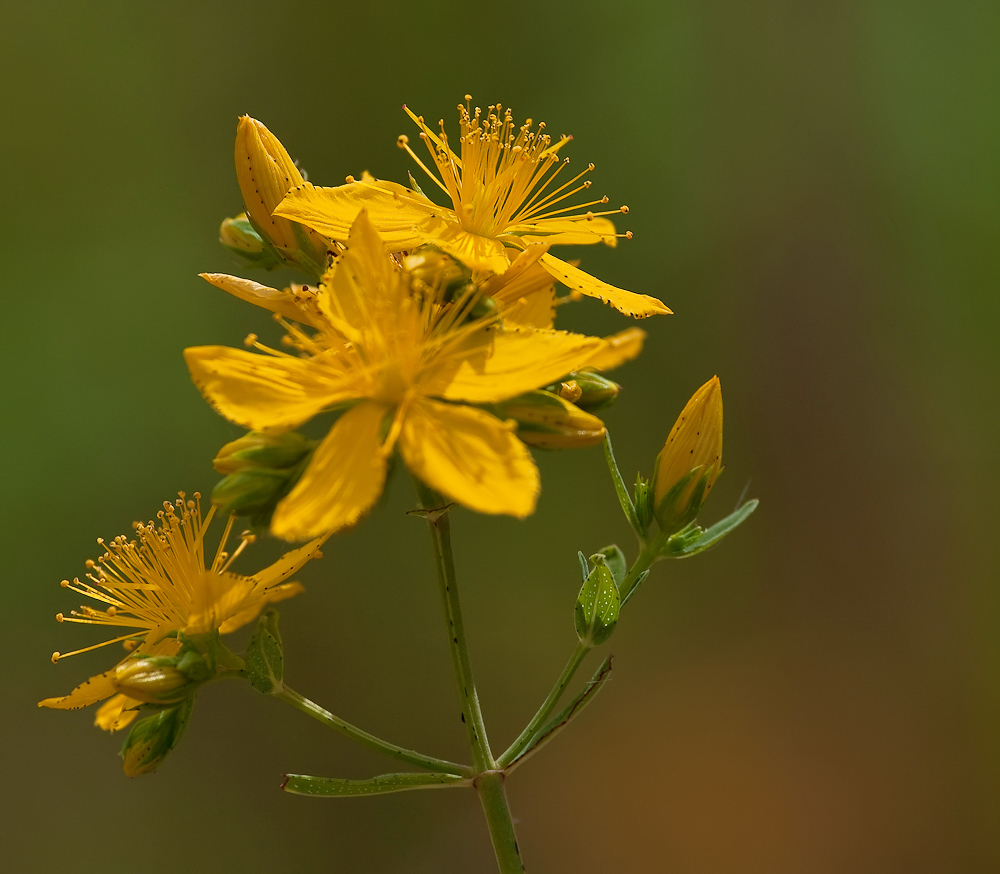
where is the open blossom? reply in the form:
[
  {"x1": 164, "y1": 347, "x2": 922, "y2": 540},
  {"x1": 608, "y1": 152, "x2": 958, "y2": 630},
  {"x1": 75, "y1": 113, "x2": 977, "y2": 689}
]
[
  {"x1": 39, "y1": 493, "x2": 325, "y2": 730},
  {"x1": 272, "y1": 98, "x2": 671, "y2": 319},
  {"x1": 184, "y1": 211, "x2": 615, "y2": 541}
]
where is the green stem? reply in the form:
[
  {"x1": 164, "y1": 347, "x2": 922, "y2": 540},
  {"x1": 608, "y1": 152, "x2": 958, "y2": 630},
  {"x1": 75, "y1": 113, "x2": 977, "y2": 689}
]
[
  {"x1": 497, "y1": 641, "x2": 590, "y2": 768},
  {"x1": 476, "y1": 771, "x2": 525, "y2": 874},
  {"x1": 619, "y1": 535, "x2": 663, "y2": 607},
  {"x1": 275, "y1": 686, "x2": 469, "y2": 777},
  {"x1": 414, "y1": 480, "x2": 525, "y2": 873}
]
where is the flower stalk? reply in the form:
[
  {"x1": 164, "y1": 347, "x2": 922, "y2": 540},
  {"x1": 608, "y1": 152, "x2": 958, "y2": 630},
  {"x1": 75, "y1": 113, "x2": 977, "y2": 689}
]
[{"x1": 415, "y1": 479, "x2": 525, "y2": 873}]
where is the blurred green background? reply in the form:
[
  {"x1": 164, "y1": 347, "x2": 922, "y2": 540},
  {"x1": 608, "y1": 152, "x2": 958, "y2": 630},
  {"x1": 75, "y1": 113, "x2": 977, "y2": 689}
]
[{"x1": 3, "y1": 1, "x2": 998, "y2": 871}]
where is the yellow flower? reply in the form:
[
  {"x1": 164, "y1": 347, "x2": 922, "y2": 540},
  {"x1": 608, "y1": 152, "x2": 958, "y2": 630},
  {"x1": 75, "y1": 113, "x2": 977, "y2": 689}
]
[
  {"x1": 184, "y1": 212, "x2": 609, "y2": 541},
  {"x1": 653, "y1": 376, "x2": 724, "y2": 531},
  {"x1": 39, "y1": 493, "x2": 325, "y2": 730},
  {"x1": 273, "y1": 98, "x2": 671, "y2": 319},
  {"x1": 234, "y1": 115, "x2": 328, "y2": 272}
]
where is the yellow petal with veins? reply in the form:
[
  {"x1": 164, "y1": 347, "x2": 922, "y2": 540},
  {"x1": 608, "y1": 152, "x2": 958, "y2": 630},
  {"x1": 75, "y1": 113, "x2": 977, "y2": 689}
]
[
  {"x1": 585, "y1": 327, "x2": 647, "y2": 372},
  {"x1": 400, "y1": 398, "x2": 539, "y2": 518},
  {"x1": 200, "y1": 273, "x2": 321, "y2": 327},
  {"x1": 539, "y1": 253, "x2": 671, "y2": 318},
  {"x1": 275, "y1": 180, "x2": 438, "y2": 249},
  {"x1": 437, "y1": 328, "x2": 603, "y2": 404},
  {"x1": 271, "y1": 401, "x2": 390, "y2": 540},
  {"x1": 184, "y1": 346, "x2": 363, "y2": 432}
]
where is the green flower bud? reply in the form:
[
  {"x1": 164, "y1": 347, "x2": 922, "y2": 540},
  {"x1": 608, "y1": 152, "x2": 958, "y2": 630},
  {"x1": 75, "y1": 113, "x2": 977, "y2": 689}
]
[
  {"x1": 211, "y1": 431, "x2": 315, "y2": 523},
  {"x1": 403, "y1": 247, "x2": 475, "y2": 301},
  {"x1": 545, "y1": 371, "x2": 621, "y2": 411},
  {"x1": 211, "y1": 468, "x2": 290, "y2": 517},
  {"x1": 120, "y1": 698, "x2": 194, "y2": 777},
  {"x1": 574, "y1": 554, "x2": 620, "y2": 647},
  {"x1": 213, "y1": 431, "x2": 314, "y2": 475},
  {"x1": 492, "y1": 390, "x2": 606, "y2": 450},
  {"x1": 219, "y1": 213, "x2": 282, "y2": 268}
]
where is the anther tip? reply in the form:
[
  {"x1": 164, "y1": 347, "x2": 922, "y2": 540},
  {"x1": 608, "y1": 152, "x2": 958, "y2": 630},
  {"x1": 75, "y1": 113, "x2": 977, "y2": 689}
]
[
  {"x1": 397, "y1": 134, "x2": 409, "y2": 147},
  {"x1": 51, "y1": 652, "x2": 60, "y2": 663},
  {"x1": 625, "y1": 230, "x2": 634, "y2": 240},
  {"x1": 60, "y1": 579, "x2": 70, "y2": 588},
  {"x1": 620, "y1": 205, "x2": 629, "y2": 214},
  {"x1": 55, "y1": 613, "x2": 64, "y2": 622}
]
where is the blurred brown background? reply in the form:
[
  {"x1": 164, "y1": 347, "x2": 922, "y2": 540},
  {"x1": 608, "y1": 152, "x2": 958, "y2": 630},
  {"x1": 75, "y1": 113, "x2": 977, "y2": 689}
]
[{"x1": 3, "y1": 1, "x2": 997, "y2": 871}]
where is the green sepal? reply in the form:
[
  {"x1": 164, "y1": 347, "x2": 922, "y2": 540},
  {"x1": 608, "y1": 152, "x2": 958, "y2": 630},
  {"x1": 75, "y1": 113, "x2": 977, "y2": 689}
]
[
  {"x1": 592, "y1": 545, "x2": 626, "y2": 588},
  {"x1": 633, "y1": 473, "x2": 654, "y2": 536},
  {"x1": 574, "y1": 555, "x2": 620, "y2": 646},
  {"x1": 407, "y1": 171, "x2": 426, "y2": 198},
  {"x1": 219, "y1": 215, "x2": 284, "y2": 269},
  {"x1": 544, "y1": 371, "x2": 621, "y2": 410},
  {"x1": 119, "y1": 697, "x2": 194, "y2": 777},
  {"x1": 662, "y1": 499, "x2": 759, "y2": 558},
  {"x1": 577, "y1": 551, "x2": 589, "y2": 582},
  {"x1": 281, "y1": 771, "x2": 466, "y2": 797},
  {"x1": 245, "y1": 609, "x2": 284, "y2": 694},
  {"x1": 619, "y1": 570, "x2": 649, "y2": 608},
  {"x1": 653, "y1": 466, "x2": 712, "y2": 535}
]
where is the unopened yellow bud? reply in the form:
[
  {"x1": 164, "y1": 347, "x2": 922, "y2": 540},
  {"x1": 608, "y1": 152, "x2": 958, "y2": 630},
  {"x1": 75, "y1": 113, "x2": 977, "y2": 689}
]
[
  {"x1": 653, "y1": 376, "x2": 723, "y2": 533},
  {"x1": 111, "y1": 652, "x2": 210, "y2": 705},
  {"x1": 120, "y1": 699, "x2": 193, "y2": 777},
  {"x1": 495, "y1": 391, "x2": 606, "y2": 450},
  {"x1": 234, "y1": 116, "x2": 325, "y2": 270},
  {"x1": 112, "y1": 660, "x2": 189, "y2": 705}
]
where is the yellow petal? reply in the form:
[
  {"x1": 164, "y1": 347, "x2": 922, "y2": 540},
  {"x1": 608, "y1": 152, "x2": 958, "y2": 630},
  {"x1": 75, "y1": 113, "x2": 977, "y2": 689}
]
[
  {"x1": 185, "y1": 346, "x2": 362, "y2": 432},
  {"x1": 438, "y1": 328, "x2": 604, "y2": 404},
  {"x1": 585, "y1": 327, "x2": 647, "y2": 372},
  {"x1": 511, "y1": 216, "x2": 620, "y2": 248},
  {"x1": 216, "y1": 581, "x2": 306, "y2": 635},
  {"x1": 275, "y1": 180, "x2": 439, "y2": 249},
  {"x1": 416, "y1": 215, "x2": 510, "y2": 273},
  {"x1": 254, "y1": 534, "x2": 330, "y2": 589},
  {"x1": 271, "y1": 401, "x2": 390, "y2": 540},
  {"x1": 200, "y1": 273, "x2": 321, "y2": 327},
  {"x1": 39, "y1": 667, "x2": 118, "y2": 711},
  {"x1": 399, "y1": 398, "x2": 539, "y2": 518},
  {"x1": 94, "y1": 693, "x2": 140, "y2": 731},
  {"x1": 539, "y1": 253, "x2": 672, "y2": 318},
  {"x1": 488, "y1": 263, "x2": 556, "y2": 328},
  {"x1": 319, "y1": 210, "x2": 401, "y2": 336}
]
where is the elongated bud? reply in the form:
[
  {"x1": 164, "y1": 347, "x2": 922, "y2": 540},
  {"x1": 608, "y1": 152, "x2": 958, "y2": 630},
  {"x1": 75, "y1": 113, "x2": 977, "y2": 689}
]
[
  {"x1": 213, "y1": 431, "x2": 314, "y2": 475},
  {"x1": 120, "y1": 698, "x2": 194, "y2": 777},
  {"x1": 574, "y1": 554, "x2": 620, "y2": 646},
  {"x1": 493, "y1": 390, "x2": 606, "y2": 449},
  {"x1": 545, "y1": 370, "x2": 621, "y2": 411},
  {"x1": 653, "y1": 376, "x2": 723, "y2": 534},
  {"x1": 111, "y1": 650, "x2": 211, "y2": 705},
  {"x1": 212, "y1": 431, "x2": 314, "y2": 523},
  {"x1": 234, "y1": 116, "x2": 326, "y2": 273},
  {"x1": 219, "y1": 212, "x2": 283, "y2": 268}
]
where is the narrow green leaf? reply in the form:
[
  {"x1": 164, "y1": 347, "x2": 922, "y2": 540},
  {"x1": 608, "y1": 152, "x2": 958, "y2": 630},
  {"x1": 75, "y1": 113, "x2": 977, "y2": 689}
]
[
  {"x1": 577, "y1": 551, "x2": 589, "y2": 582},
  {"x1": 603, "y1": 434, "x2": 641, "y2": 534},
  {"x1": 245, "y1": 609, "x2": 284, "y2": 694},
  {"x1": 282, "y1": 771, "x2": 467, "y2": 797},
  {"x1": 664, "y1": 499, "x2": 759, "y2": 558},
  {"x1": 508, "y1": 656, "x2": 614, "y2": 769}
]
